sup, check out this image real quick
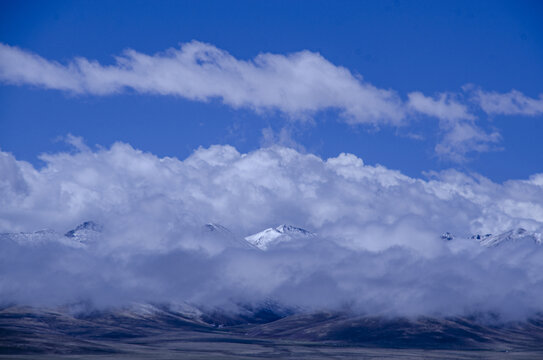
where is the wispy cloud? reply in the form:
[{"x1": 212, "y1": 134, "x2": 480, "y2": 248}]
[
  {"x1": 407, "y1": 92, "x2": 474, "y2": 121},
  {"x1": 406, "y1": 92, "x2": 501, "y2": 161},
  {"x1": 473, "y1": 89, "x2": 543, "y2": 116},
  {"x1": 435, "y1": 121, "x2": 502, "y2": 162}
]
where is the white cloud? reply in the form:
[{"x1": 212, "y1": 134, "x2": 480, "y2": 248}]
[
  {"x1": 260, "y1": 127, "x2": 306, "y2": 152},
  {"x1": 1, "y1": 41, "x2": 541, "y2": 162},
  {"x1": 407, "y1": 92, "x2": 501, "y2": 161},
  {"x1": 0, "y1": 41, "x2": 404, "y2": 125},
  {"x1": 0, "y1": 43, "x2": 81, "y2": 91},
  {"x1": 1, "y1": 141, "x2": 543, "y2": 316},
  {"x1": 434, "y1": 121, "x2": 502, "y2": 162},
  {"x1": 407, "y1": 92, "x2": 474, "y2": 121},
  {"x1": 473, "y1": 89, "x2": 543, "y2": 116}
]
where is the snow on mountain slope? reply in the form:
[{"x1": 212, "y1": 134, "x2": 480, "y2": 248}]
[
  {"x1": 474, "y1": 228, "x2": 542, "y2": 248},
  {"x1": 0, "y1": 221, "x2": 102, "y2": 248},
  {"x1": 64, "y1": 221, "x2": 103, "y2": 245},
  {"x1": 0, "y1": 228, "x2": 60, "y2": 246},
  {"x1": 245, "y1": 224, "x2": 315, "y2": 250},
  {"x1": 442, "y1": 228, "x2": 543, "y2": 251},
  {"x1": 4, "y1": 221, "x2": 541, "y2": 254},
  {"x1": 202, "y1": 223, "x2": 257, "y2": 250}
]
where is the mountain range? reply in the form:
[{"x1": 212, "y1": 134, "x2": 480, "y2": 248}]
[
  {"x1": 2, "y1": 222, "x2": 543, "y2": 357},
  {"x1": 2, "y1": 302, "x2": 543, "y2": 357},
  {"x1": 3, "y1": 221, "x2": 541, "y2": 251}
]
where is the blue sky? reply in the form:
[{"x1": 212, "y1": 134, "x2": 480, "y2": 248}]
[
  {"x1": 1, "y1": 0, "x2": 542, "y2": 181},
  {"x1": 3, "y1": 1, "x2": 543, "y2": 316}
]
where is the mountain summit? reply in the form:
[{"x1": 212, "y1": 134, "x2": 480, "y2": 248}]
[
  {"x1": 245, "y1": 225, "x2": 314, "y2": 250},
  {"x1": 64, "y1": 221, "x2": 103, "y2": 245}
]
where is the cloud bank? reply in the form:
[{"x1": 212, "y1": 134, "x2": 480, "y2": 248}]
[
  {"x1": 1, "y1": 141, "x2": 543, "y2": 318},
  {"x1": 1, "y1": 42, "x2": 542, "y2": 161}
]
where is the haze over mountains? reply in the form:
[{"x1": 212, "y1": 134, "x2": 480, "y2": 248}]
[
  {"x1": 2, "y1": 217, "x2": 543, "y2": 316},
  {"x1": 3, "y1": 221, "x2": 543, "y2": 355},
  {"x1": 1, "y1": 143, "x2": 543, "y2": 318}
]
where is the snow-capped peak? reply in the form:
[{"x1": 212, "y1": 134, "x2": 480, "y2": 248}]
[
  {"x1": 64, "y1": 221, "x2": 102, "y2": 244},
  {"x1": 245, "y1": 224, "x2": 315, "y2": 250},
  {"x1": 64, "y1": 221, "x2": 102, "y2": 236},
  {"x1": 275, "y1": 224, "x2": 313, "y2": 235}
]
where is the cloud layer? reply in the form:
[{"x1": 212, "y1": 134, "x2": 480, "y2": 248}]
[
  {"x1": 1, "y1": 141, "x2": 543, "y2": 318},
  {"x1": 1, "y1": 41, "x2": 542, "y2": 161}
]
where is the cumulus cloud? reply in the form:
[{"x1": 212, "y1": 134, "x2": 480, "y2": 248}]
[
  {"x1": 473, "y1": 89, "x2": 543, "y2": 116},
  {"x1": 1, "y1": 140, "x2": 543, "y2": 317}
]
